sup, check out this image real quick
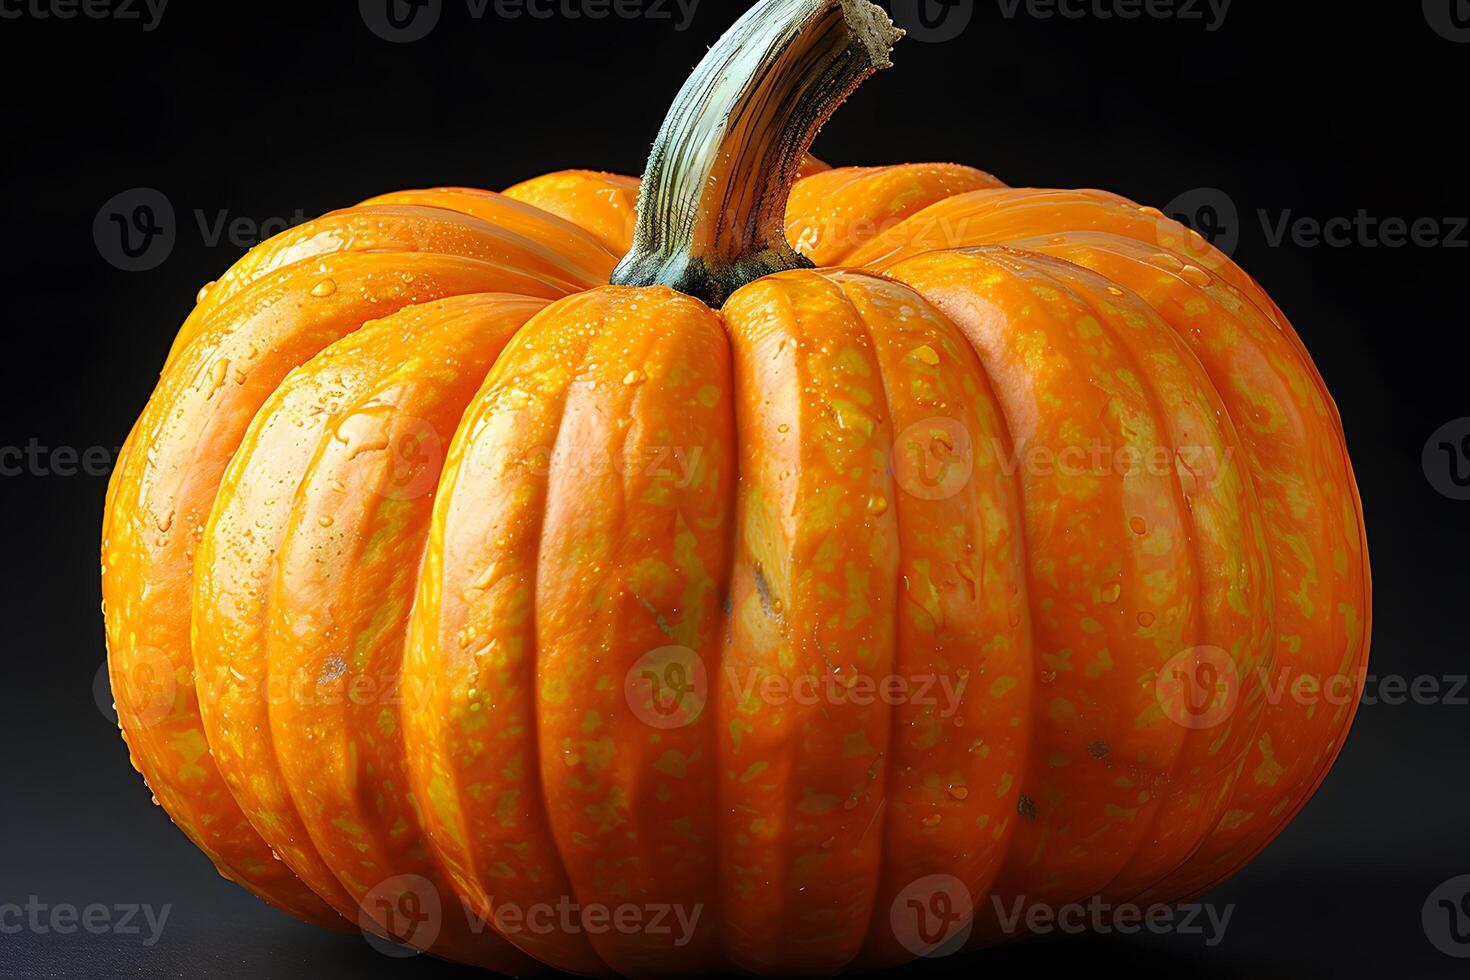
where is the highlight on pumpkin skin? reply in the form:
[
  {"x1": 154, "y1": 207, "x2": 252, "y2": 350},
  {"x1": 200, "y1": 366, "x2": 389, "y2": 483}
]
[
  {"x1": 784, "y1": 163, "x2": 1006, "y2": 266},
  {"x1": 1005, "y1": 232, "x2": 1369, "y2": 905},
  {"x1": 161, "y1": 202, "x2": 602, "y2": 372},
  {"x1": 101, "y1": 235, "x2": 581, "y2": 930},
  {"x1": 502, "y1": 155, "x2": 832, "y2": 259},
  {"x1": 192, "y1": 294, "x2": 547, "y2": 969},
  {"x1": 874, "y1": 246, "x2": 1271, "y2": 932},
  {"x1": 718, "y1": 268, "x2": 1034, "y2": 971}
]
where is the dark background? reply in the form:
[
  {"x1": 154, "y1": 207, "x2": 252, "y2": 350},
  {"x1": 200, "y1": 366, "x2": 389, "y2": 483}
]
[{"x1": 3, "y1": 1, "x2": 1468, "y2": 977}]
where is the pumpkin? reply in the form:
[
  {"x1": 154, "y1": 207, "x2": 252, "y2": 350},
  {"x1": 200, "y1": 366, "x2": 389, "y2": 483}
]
[{"x1": 101, "y1": 0, "x2": 1370, "y2": 974}]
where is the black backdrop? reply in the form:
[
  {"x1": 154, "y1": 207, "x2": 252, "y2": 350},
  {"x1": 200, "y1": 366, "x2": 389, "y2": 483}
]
[{"x1": 3, "y1": 1, "x2": 1468, "y2": 977}]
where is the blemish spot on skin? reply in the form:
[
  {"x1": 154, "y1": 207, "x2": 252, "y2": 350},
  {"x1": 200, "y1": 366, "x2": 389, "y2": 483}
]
[
  {"x1": 319, "y1": 654, "x2": 346, "y2": 684},
  {"x1": 1088, "y1": 741, "x2": 1111, "y2": 759},
  {"x1": 1017, "y1": 795, "x2": 1038, "y2": 819},
  {"x1": 752, "y1": 563, "x2": 785, "y2": 626}
]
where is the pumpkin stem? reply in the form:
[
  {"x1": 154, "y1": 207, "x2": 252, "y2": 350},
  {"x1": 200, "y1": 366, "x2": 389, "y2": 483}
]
[{"x1": 610, "y1": 0, "x2": 902, "y2": 307}]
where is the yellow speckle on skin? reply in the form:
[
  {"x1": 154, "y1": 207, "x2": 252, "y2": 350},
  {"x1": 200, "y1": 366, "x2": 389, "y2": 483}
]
[
  {"x1": 989, "y1": 676, "x2": 1018, "y2": 698},
  {"x1": 1252, "y1": 733, "x2": 1285, "y2": 786}
]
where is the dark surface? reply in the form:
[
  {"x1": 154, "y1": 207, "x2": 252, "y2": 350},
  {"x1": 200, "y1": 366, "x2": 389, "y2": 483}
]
[{"x1": 2, "y1": 1, "x2": 1468, "y2": 977}]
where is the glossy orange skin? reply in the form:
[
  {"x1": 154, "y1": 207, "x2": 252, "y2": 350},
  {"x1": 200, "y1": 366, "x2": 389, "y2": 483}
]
[{"x1": 102, "y1": 162, "x2": 1369, "y2": 975}]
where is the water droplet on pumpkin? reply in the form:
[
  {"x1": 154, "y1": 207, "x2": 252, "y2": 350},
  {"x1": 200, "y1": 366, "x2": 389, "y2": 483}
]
[
  {"x1": 317, "y1": 515, "x2": 334, "y2": 528},
  {"x1": 777, "y1": 423, "x2": 790, "y2": 433},
  {"x1": 921, "y1": 813, "x2": 943, "y2": 828},
  {"x1": 1137, "y1": 611, "x2": 1156, "y2": 627},
  {"x1": 912, "y1": 344, "x2": 940, "y2": 366},
  {"x1": 310, "y1": 278, "x2": 337, "y2": 297},
  {"x1": 196, "y1": 280, "x2": 216, "y2": 304},
  {"x1": 866, "y1": 494, "x2": 889, "y2": 516},
  {"x1": 1129, "y1": 516, "x2": 1148, "y2": 535},
  {"x1": 623, "y1": 369, "x2": 646, "y2": 386},
  {"x1": 1180, "y1": 264, "x2": 1211, "y2": 288},
  {"x1": 1106, "y1": 285, "x2": 1125, "y2": 297},
  {"x1": 948, "y1": 785, "x2": 970, "y2": 800},
  {"x1": 1101, "y1": 582, "x2": 1121, "y2": 604}
]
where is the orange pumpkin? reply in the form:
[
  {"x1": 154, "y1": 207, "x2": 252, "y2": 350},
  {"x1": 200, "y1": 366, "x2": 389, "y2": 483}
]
[{"x1": 101, "y1": 0, "x2": 1370, "y2": 974}]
